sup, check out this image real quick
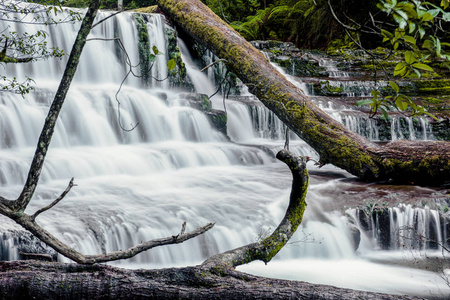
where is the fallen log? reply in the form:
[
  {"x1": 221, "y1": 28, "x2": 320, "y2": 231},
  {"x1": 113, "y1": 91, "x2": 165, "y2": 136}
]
[{"x1": 0, "y1": 261, "x2": 423, "y2": 299}]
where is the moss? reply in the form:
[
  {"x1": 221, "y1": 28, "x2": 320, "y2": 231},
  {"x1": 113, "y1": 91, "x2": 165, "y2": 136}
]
[
  {"x1": 313, "y1": 80, "x2": 343, "y2": 96},
  {"x1": 133, "y1": 5, "x2": 159, "y2": 13},
  {"x1": 425, "y1": 97, "x2": 445, "y2": 104},
  {"x1": 132, "y1": 14, "x2": 151, "y2": 85}
]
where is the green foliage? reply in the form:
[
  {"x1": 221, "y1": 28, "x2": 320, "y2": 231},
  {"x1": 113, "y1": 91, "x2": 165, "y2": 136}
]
[
  {"x1": 0, "y1": 1, "x2": 80, "y2": 95},
  {"x1": 357, "y1": 81, "x2": 438, "y2": 120},
  {"x1": 230, "y1": 5, "x2": 291, "y2": 40},
  {"x1": 357, "y1": 0, "x2": 449, "y2": 119}
]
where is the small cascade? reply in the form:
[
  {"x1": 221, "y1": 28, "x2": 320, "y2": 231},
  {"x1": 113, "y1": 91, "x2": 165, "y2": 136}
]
[
  {"x1": 348, "y1": 204, "x2": 449, "y2": 251},
  {"x1": 390, "y1": 115, "x2": 434, "y2": 141},
  {"x1": 318, "y1": 57, "x2": 349, "y2": 78}
]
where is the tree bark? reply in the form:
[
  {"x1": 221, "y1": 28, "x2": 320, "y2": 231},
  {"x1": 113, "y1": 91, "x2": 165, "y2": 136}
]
[
  {"x1": 155, "y1": 0, "x2": 450, "y2": 185},
  {"x1": 0, "y1": 261, "x2": 422, "y2": 300}
]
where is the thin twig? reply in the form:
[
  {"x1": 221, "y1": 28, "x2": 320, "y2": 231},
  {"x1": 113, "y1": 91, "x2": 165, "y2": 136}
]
[
  {"x1": 31, "y1": 178, "x2": 75, "y2": 221},
  {"x1": 200, "y1": 59, "x2": 226, "y2": 72},
  {"x1": 92, "y1": 10, "x2": 123, "y2": 29}
]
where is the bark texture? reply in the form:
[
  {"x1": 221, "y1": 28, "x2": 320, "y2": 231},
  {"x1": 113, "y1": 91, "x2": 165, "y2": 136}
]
[
  {"x1": 156, "y1": 0, "x2": 450, "y2": 185},
  {"x1": 0, "y1": 261, "x2": 423, "y2": 300}
]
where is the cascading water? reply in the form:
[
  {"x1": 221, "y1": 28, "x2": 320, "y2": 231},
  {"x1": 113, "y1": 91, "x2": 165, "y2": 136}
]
[
  {"x1": 1, "y1": 6, "x2": 449, "y2": 298},
  {"x1": 271, "y1": 50, "x2": 437, "y2": 142}
]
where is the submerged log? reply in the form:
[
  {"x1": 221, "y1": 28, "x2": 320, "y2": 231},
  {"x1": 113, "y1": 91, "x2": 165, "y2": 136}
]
[
  {"x1": 0, "y1": 261, "x2": 422, "y2": 299},
  {"x1": 156, "y1": 0, "x2": 450, "y2": 185}
]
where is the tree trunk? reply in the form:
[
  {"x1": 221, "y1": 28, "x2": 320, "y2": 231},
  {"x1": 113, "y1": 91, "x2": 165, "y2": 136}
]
[
  {"x1": 155, "y1": 0, "x2": 450, "y2": 186},
  {"x1": 0, "y1": 261, "x2": 422, "y2": 299}
]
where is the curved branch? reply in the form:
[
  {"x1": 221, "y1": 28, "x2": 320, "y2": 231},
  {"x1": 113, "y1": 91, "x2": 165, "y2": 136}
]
[{"x1": 203, "y1": 149, "x2": 308, "y2": 269}]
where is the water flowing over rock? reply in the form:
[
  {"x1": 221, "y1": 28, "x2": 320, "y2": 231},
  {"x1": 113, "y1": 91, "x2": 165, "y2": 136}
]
[{"x1": 0, "y1": 6, "x2": 449, "y2": 298}]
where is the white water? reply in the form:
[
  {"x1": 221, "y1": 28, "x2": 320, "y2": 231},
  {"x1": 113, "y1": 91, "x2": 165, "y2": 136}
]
[{"x1": 1, "y1": 6, "x2": 449, "y2": 298}]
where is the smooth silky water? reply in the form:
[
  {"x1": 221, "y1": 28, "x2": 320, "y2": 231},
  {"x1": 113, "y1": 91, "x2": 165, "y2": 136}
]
[{"x1": 1, "y1": 6, "x2": 449, "y2": 298}]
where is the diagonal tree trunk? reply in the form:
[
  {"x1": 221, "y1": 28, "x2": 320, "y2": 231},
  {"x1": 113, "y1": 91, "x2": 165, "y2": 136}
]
[{"x1": 155, "y1": 0, "x2": 450, "y2": 186}]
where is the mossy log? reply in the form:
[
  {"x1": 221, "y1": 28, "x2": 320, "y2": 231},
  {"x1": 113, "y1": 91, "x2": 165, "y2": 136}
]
[
  {"x1": 0, "y1": 261, "x2": 422, "y2": 299},
  {"x1": 156, "y1": 0, "x2": 450, "y2": 185}
]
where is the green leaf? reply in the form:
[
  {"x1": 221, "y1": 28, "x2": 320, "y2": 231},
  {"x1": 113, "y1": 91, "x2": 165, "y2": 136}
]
[
  {"x1": 393, "y1": 14, "x2": 408, "y2": 28},
  {"x1": 389, "y1": 81, "x2": 400, "y2": 93},
  {"x1": 152, "y1": 45, "x2": 159, "y2": 55},
  {"x1": 395, "y1": 9, "x2": 409, "y2": 21},
  {"x1": 404, "y1": 51, "x2": 416, "y2": 64},
  {"x1": 436, "y1": 37, "x2": 442, "y2": 56},
  {"x1": 421, "y1": 12, "x2": 434, "y2": 21},
  {"x1": 442, "y1": 0, "x2": 450, "y2": 9},
  {"x1": 168, "y1": 58, "x2": 176, "y2": 71},
  {"x1": 443, "y1": 12, "x2": 450, "y2": 21},
  {"x1": 394, "y1": 62, "x2": 408, "y2": 76},
  {"x1": 425, "y1": 111, "x2": 439, "y2": 121},
  {"x1": 411, "y1": 62, "x2": 434, "y2": 72},
  {"x1": 403, "y1": 35, "x2": 416, "y2": 45},
  {"x1": 381, "y1": 108, "x2": 390, "y2": 120},
  {"x1": 408, "y1": 21, "x2": 416, "y2": 34},
  {"x1": 395, "y1": 97, "x2": 408, "y2": 111},
  {"x1": 356, "y1": 99, "x2": 374, "y2": 106},
  {"x1": 381, "y1": 29, "x2": 393, "y2": 39},
  {"x1": 428, "y1": 9, "x2": 441, "y2": 18},
  {"x1": 149, "y1": 54, "x2": 156, "y2": 63},
  {"x1": 418, "y1": 26, "x2": 426, "y2": 38},
  {"x1": 371, "y1": 90, "x2": 381, "y2": 98},
  {"x1": 412, "y1": 67, "x2": 422, "y2": 78},
  {"x1": 422, "y1": 39, "x2": 434, "y2": 50}
]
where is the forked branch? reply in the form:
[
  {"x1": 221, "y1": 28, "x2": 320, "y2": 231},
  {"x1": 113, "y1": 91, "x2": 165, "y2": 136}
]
[
  {"x1": 14, "y1": 212, "x2": 214, "y2": 264},
  {"x1": 30, "y1": 178, "x2": 75, "y2": 222}
]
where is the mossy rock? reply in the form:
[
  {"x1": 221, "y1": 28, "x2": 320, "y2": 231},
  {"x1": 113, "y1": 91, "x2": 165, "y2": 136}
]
[
  {"x1": 206, "y1": 110, "x2": 227, "y2": 136},
  {"x1": 132, "y1": 5, "x2": 159, "y2": 13},
  {"x1": 180, "y1": 93, "x2": 211, "y2": 111},
  {"x1": 431, "y1": 118, "x2": 450, "y2": 141}
]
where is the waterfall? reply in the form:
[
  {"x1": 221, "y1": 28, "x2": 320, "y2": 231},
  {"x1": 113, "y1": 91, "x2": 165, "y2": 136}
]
[
  {"x1": 347, "y1": 204, "x2": 449, "y2": 251},
  {"x1": 1, "y1": 6, "x2": 449, "y2": 297}
]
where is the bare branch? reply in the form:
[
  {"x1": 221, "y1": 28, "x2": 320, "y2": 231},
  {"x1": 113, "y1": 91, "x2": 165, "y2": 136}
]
[
  {"x1": 180, "y1": 221, "x2": 187, "y2": 235},
  {"x1": 19, "y1": 252, "x2": 53, "y2": 262},
  {"x1": 31, "y1": 178, "x2": 75, "y2": 222},
  {"x1": 200, "y1": 59, "x2": 226, "y2": 72},
  {"x1": 15, "y1": 211, "x2": 214, "y2": 264},
  {"x1": 92, "y1": 10, "x2": 123, "y2": 29},
  {"x1": 327, "y1": 0, "x2": 359, "y2": 32},
  {"x1": 202, "y1": 149, "x2": 308, "y2": 269},
  {"x1": 83, "y1": 222, "x2": 215, "y2": 264}
]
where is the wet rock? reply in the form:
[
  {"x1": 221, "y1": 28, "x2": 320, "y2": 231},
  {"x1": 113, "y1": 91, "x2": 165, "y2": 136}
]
[
  {"x1": 205, "y1": 110, "x2": 227, "y2": 136},
  {"x1": 1, "y1": 227, "x2": 57, "y2": 262},
  {"x1": 348, "y1": 224, "x2": 361, "y2": 251}
]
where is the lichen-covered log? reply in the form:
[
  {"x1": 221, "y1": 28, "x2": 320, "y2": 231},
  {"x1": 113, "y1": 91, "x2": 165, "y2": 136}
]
[
  {"x1": 0, "y1": 261, "x2": 422, "y2": 300},
  {"x1": 156, "y1": 0, "x2": 450, "y2": 185}
]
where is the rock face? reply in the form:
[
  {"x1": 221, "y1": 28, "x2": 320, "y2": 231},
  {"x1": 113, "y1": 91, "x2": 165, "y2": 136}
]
[
  {"x1": 0, "y1": 222, "x2": 57, "y2": 262},
  {"x1": 252, "y1": 40, "x2": 450, "y2": 141},
  {"x1": 179, "y1": 93, "x2": 228, "y2": 136}
]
